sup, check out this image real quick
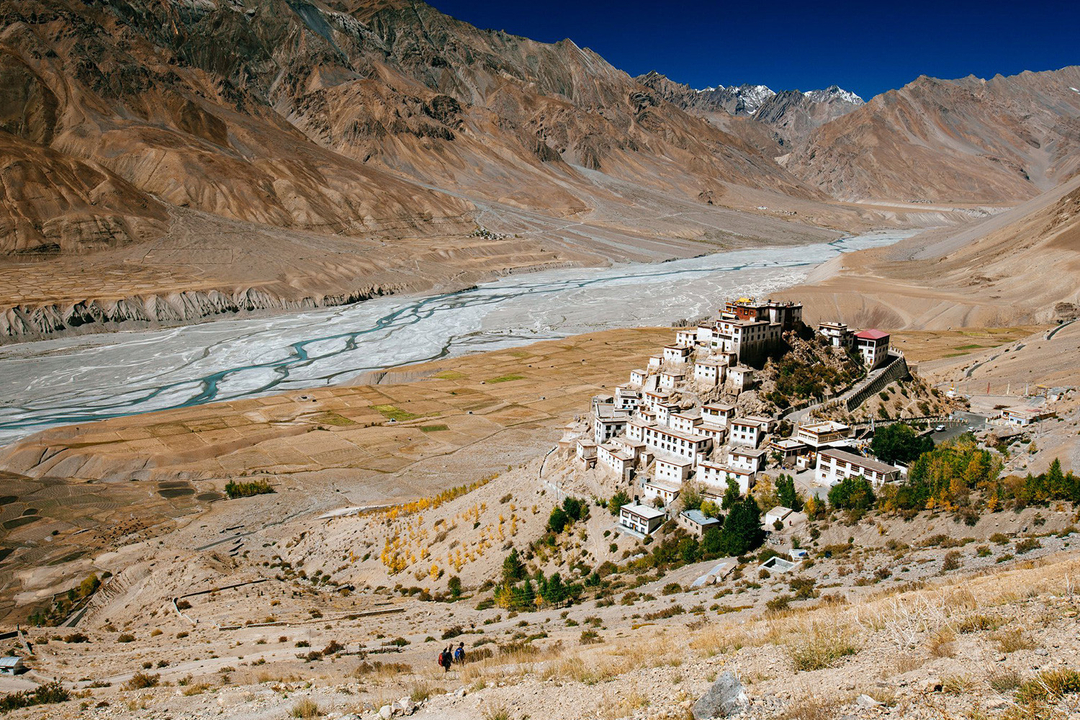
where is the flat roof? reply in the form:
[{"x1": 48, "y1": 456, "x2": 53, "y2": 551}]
[
  {"x1": 654, "y1": 452, "x2": 694, "y2": 467},
  {"x1": 704, "y1": 402, "x2": 735, "y2": 412},
  {"x1": 730, "y1": 417, "x2": 766, "y2": 428},
  {"x1": 621, "y1": 503, "x2": 666, "y2": 520},
  {"x1": 770, "y1": 439, "x2": 806, "y2": 449},
  {"x1": 681, "y1": 509, "x2": 720, "y2": 526},
  {"x1": 663, "y1": 344, "x2": 691, "y2": 351},
  {"x1": 698, "y1": 460, "x2": 752, "y2": 475},
  {"x1": 820, "y1": 448, "x2": 898, "y2": 474},
  {"x1": 599, "y1": 444, "x2": 633, "y2": 461},
  {"x1": 641, "y1": 422, "x2": 710, "y2": 443},
  {"x1": 766, "y1": 506, "x2": 793, "y2": 518},
  {"x1": 730, "y1": 447, "x2": 767, "y2": 458},
  {"x1": 672, "y1": 408, "x2": 701, "y2": 419},
  {"x1": 800, "y1": 421, "x2": 850, "y2": 432}
]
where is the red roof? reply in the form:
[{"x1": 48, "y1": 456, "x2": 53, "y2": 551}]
[{"x1": 855, "y1": 329, "x2": 889, "y2": 340}]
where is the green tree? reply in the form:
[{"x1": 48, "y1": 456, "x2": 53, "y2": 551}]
[
  {"x1": 719, "y1": 496, "x2": 764, "y2": 556},
  {"x1": 775, "y1": 474, "x2": 803, "y2": 511},
  {"x1": 828, "y1": 475, "x2": 875, "y2": 511},
  {"x1": 502, "y1": 548, "x2": 526, "y2": 584},
  {"x1": 721, "y1": 478, "x2": 741, "y2": 510},
  {"x1": 608, "y1": 490, "x2": 631, "y2": 515},
  {"x1": 680, "y1": 480, "x2": 704, "y2": 511},
  {"x1": 870, "y1": 423, "x2": 934, "y2": 465},
  {"x1": 547, "y1": 506, "x2": 569, "y2": 533},
  {"x1": 701, "y1": 525, "x2": 723, "y2": 557}
]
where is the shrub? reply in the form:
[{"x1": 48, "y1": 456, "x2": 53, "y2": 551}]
[
  {"x1": 441, "y1": 626, "x2": 463, "y2": 640},
  {"x1": 0, "y1": 681, "x2": 69, "y2": 713},
  {"x1": 117, "y1": 634, "x2": 135, "y2": 643},
  {"x1": 789, "y1": 630, "x2": 858, "y2": 671},
  {"x1": 1015, "y1": 538, "x2": 1042, "y2": 554},
  {"x1": 1014, "y1": 668, "x2": 1080, "y2": 704},
  {"x1": 579, "y1": 630, "x2": 601, "y2": 645},
  {"x1": 661, "y1": 583, "x2": 682, "y2": 596},
  {"x1": 224, "y1": 479, "x2": 274, "y2": 498},
  {"x1": 125, "y1": 672, "x2": 160, "y2": 690},
  {"x1": 941, "y1": 551, "x2": 962, "y2": 572},
  {"x1": 63, "y1": 632, "x2": 88, "y2": 643},
  {"x1": 290, "y1": 698, "x2": 322, "y2": 718}
]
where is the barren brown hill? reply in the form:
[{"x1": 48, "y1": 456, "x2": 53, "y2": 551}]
[
  {"x1": 784, "y1": 174, "x2": 1080, "y2": 329},
  {"x1": 786, "y1": 67, "x2": 1080, "y2": 203}
]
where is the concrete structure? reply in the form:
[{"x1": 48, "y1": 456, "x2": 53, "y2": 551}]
[
  {"x1": 729, "y1": 417, "x2": 767, "y2": 447},
  {"x1": 619, "y1": 503, "x2": 666, "y2": 535},
  {"x1": 818, "y1": 321, "x2": 853, "y2": 348},
  {"x1": 576, "y1": 439, "x2": 597, "y2": 469},
  {"x1": 629, "y1": 369, "x2": 648, "y2": 386},
  {"x1": 675, "y1": 329, "x2": 697, "y2": 347},
  {"x1": 593, "y1": 401, "x2": 630, "y2": 444},
  {"x1": 655, "y1": 454, "x2": 694, "y2": 484},
  {"x1": 816, "y1": 448, "x2": 900, "y2": 487},
  {"x1": 641, "y1": 480, "x2": 681, "y2": 506},
  {"x1": 702, "y1": 403, "x2": 735, "y2": 427},
  {"x1": 769, "y1": 438, "x2": 807, "y2": 466},
  {"x1": 648, "y1": 354, "x2": 663, "y2": 370},
  {"x1": 764, "y1": 506, "x2": 793, "y2": 528},
  {"x1": 659, "y1": 369, "x2": 685, "y2": 390},
  {"x1": 669, "y1": 408, "x2": 702, "y2": 434},
  {"x1": 727, "y1": 365, "x2": 754, "y2": 392},
  {"x1": 663, "y1": 345, "x2": 692, "y2": 364},
  {"x1": 707, "y1": 298, "x2": 803, "y2": 365},
  {"x1": 629, "y1": 421, "x2": 711, "y2": 464},
  {"x1": 697, "y1": 423, "x2": 727, "y2": 445},
  {"x1": 1001, "y1": 407, "x2": 1054, "y2": 426},
  {"x1": 693, "y1": 359, "x2": 725, "y2": 386},
  {"x1": 795, "y1": 421, "x2": 852, "y2": 449},
  {"x1": 679, "y1": 509, "x2": 720, "y2": 538},
  {"x1": 855, "y1": 329, "x2": 891, "y2": 369},
  {"x1": 615, "y1": 386, "x2": 641, "y2": 412},
  {"x1": 728, "y1": 447, "x2": 766, "y2": 473},
  {"x1": 0, "y1": 657, "x2": 25, "y2": 675},
  {"x1": 697, "y1": 460, "x2": 755, "y2": 494},
  {"x1": 598, "y1": 443, "x2": 634, "y2": 480}
]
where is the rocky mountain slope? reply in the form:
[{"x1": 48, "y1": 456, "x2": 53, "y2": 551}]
[
  {"x1": 786, "y1": 67, "x2": 1080, "y2": 203},
  {"x1": 785, "y1": 173, "x2": 1080, "y2": 329},
  {"x1": 0, "y1": 0, "x2": 830, "y2": 260},
  {"x1": 637, "y1": 71, "x2": 864, "y2": 151}
]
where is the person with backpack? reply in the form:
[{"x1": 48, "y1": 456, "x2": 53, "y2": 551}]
[
  {"x1": 440, "y1": 646, "x2": 453, "y2": 672},
  {"x1": 454, "y1": 642, "x2": 465, "y2": 665}
]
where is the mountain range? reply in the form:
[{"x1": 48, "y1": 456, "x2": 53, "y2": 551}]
[{"x1": 1, "y1": 0, "x2": 1079, "y2": 338}]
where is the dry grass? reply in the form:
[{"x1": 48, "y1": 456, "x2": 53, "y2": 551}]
[
  {"x1": 927, "y1": 627, "x2": 957, "y2": 658},
  {"x1": 779, "y1": 696, "x2": 838, "y2": 720},
  {"x1": 993, "y1": 628, "x2": 1036, "y2": 654},
  {"x1": 788, "y1": 627, "x2": 860, "y2": 672},
  {"x1": 290, "y1": 698, "x2": 322, "y2": 718}
]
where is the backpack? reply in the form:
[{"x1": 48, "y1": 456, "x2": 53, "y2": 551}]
[{"x1": 437, "y1": 651, "x2": 445, "y2": 666}]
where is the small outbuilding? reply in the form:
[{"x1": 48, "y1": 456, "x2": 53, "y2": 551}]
[
  {"x1": 678, "y1": 509, "x2": 721, "y2": 538},
  {"x1": 0, "y1": 656, "x2": 26, "y2": 675}
]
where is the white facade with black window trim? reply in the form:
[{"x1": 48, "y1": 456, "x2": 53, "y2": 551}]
[
  {"x1": 663, "y1": 345, "x2": 692, "y2": 364},
  {"x1": 696, "y1": 460, "x2": 755, "y2": 494},
  {"x1": 815, "y1": 448, "x2": 900, "y2": 487},
  {"x1": 729, "y1": 418, "x2": 766, "y2": 448},
  {"x1": 619, "y1": 503, "x2": 666, "y2": 535}
]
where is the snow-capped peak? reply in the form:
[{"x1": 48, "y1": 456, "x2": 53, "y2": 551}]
[
  {"x1": 805, "y1": 85, "x2": 864, "y2": 105},
  {"x1": 730, "y1": 84, "x2": 775, "y2": 113}
]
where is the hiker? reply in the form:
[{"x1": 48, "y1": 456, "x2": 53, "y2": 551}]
[
  {"x1": 437, "y1": 648, "x2": 447, "y2": 671},
  {"x1": 454, "y1": 641, "x2": 465, "y2": 665},
  {"x1": 440, "y1": 646, "x2": 453, "y2": 672}
]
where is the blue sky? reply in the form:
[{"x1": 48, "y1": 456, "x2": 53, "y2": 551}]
[{"x1": 428, "y1": 0, "x2": 1077, "y2": 100}]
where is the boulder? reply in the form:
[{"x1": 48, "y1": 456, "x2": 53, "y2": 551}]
[
  {"x1": 856, "y1": 694, "x2": 881, "y2": 708},
  {"x1": 692, "y1": 671, "x2": 747, "y2": 719}
]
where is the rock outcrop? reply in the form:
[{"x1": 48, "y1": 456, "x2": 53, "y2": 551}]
[
  {"x1": 786, "y1": 67, "x2": 1080, "y2": 202},
  {"x1": 0, "y1": 285, "x2": 403, "y2": 343}
]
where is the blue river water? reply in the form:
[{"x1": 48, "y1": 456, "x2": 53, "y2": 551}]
[{"x1": 0, "y1": 231, "x2": 914, "y2": 445}]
